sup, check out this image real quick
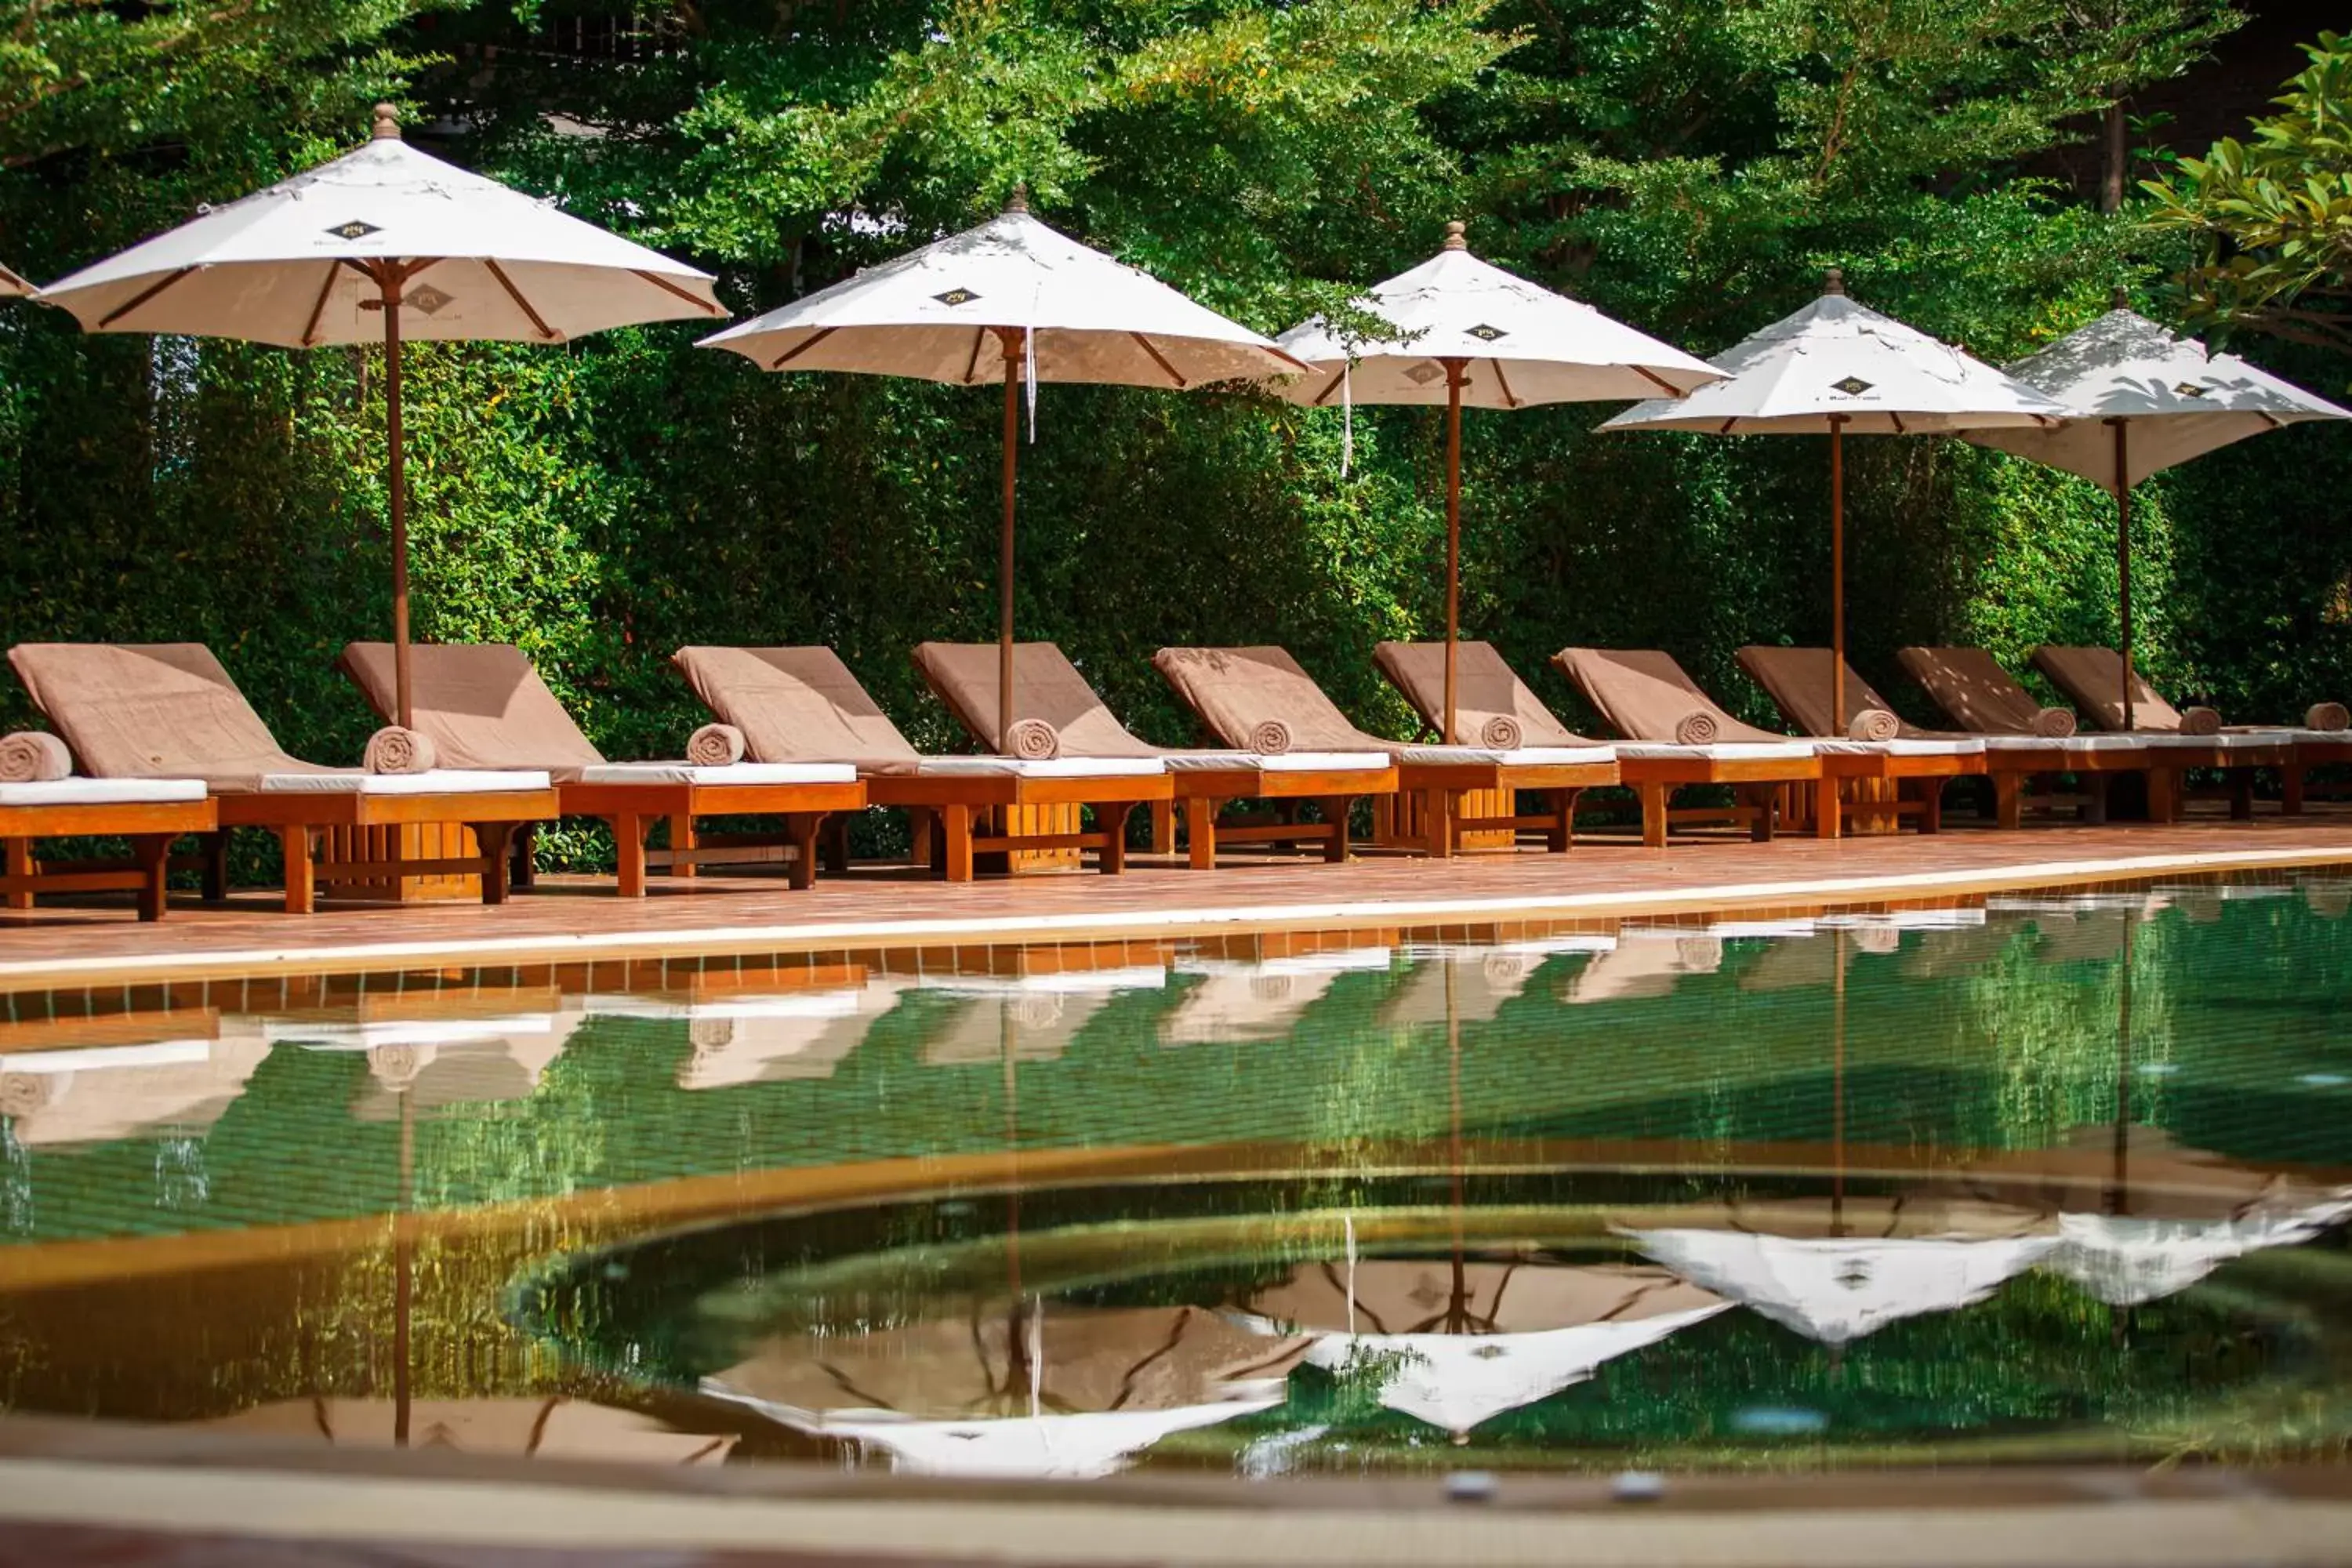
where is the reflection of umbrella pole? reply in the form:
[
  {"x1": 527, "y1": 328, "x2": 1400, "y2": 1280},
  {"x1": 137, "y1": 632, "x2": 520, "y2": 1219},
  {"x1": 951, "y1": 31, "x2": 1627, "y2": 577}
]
[
  {"x1": 1831, "y1": 927, "x2": 1846, "y2": 1240},
  {"x1": 2111, "y1": 418, "x2": 2134, "y2": 732},
  {"x1": 1442, "y1": 359, "x2": 1468, "y2": 744},
  {"x1": 2111, "y1": 909, "x2": 2135, "y2": 1215},
  {"x1": 1446, "y1": 960, "x2": 1466, "y2": 1334},
  {"x1": 394, "y1": 1085, "x2": 413, "y2": 1448},
  {"x1": 996, "y1": 328, "x2": 1025, "y2": 753},
  {"x1": 1829, "y1": 416, "x2": 1849, "y2": 727}
]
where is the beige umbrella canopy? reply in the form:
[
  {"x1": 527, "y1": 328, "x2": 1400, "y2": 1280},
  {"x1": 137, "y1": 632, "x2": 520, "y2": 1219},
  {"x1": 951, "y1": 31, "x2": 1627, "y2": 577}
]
[
  {"x1": 1966, "y1": 300, "x2": 2352, "y2": 727},
  {"x1": 1603, "y1": 272, "x2": 2071, "y2": 722},
  {"x1": 1275, "y1": 225, "x2": 1720, "y2": 741},
  {"x1": 37, "y1": 105, "x2": 724, "y2": 728},
  {"x1": 0, "y1": 262, "x2": 30, "y2": 297},
  {"x1": 701, "y1": 191, "x2": 1301, "y2": 752}
]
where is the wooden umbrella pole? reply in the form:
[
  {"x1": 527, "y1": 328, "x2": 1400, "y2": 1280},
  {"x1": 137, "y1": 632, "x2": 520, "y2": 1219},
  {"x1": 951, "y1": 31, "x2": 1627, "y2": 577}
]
[
  {"x1": 1443, "y1": 360, "x2": 1467, "y2": 745},
  {"x1": 998, "y1": 328, "x2": 1022, "y2": 753},
  {"x1": 383, "y1": 267, "x2": 412, "y2": 730},
  {"x1": 1829, "y1": 416, "x2": 1847, "y2": 728},
  {"x1": 2113, "y1": 418, "x2": 2134, "y2": 731}
]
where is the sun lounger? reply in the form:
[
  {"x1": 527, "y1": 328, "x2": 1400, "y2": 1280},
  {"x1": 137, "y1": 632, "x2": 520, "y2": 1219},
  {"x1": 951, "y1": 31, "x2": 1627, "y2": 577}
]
[
  {"x1": 2031, "y1": 644, "x2": 2322, "y2": 818},
  {"x1": 1734, "y1": 645, "x2": 2126, "y2": 833},
  {"x1": 339, "y1": 642, "x2": 864, "y2": 895},
  {"x1": 1378, "y1": 638, "x2": 1838, "y2": 848},
  {"x1": 1151, "y1": 645, "x2": 1617, "y2": 857},
  {"x1": 1544, "y1": 648, "x2": 1825, "y2": 843},
  {"x1": 911, "y1": 641, "x2": 1396, "y2": 869},
  {"x1": 671, "y1": 645, "x2": 1170, "y2": 881},
  {"x1": 0, "y1": 764, "x2": 216, "y2": 920},
  {"x1": 1892, "y1": 645, "x2": 2165, "y2": 826},
  {"x1": 9, "y1": 643, "x2": 554, "y2": 913}
]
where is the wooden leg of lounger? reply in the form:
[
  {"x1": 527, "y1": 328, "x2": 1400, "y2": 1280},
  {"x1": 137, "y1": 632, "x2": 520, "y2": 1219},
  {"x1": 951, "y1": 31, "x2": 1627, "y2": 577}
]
[
  {"x1": 1098, "y1": 804, "x2": 1134, "y2": 874},
  {"x1": 198, "y1": 831, "x2": 229, "y2": 902},
  {"x1": 278, "y1": 825, "x2": 316, "y2": 915},
  {"x1": 1918, "y1": 780, "x2": 1943, "y2": 836},
  {"x1": 2229, "y1": 769, "x2": 2254, "y2": 820},
  {"x1": 785, "y1": 814, "x2": 823, "y2": 891},
  {"x1": 1422, "y1": 787, "x2": 1456, "y2": 858},
  {"x1": 1546, "y1": 789, "x2": 1577, "y2": 853},
  {"x1": 2284, "y1": 764, "x2": 2307, "y2": 816},
  {"x1": 1322, "y1": 797, "x2": 1352, "y2": 863},
  {"x1": 1751, "y1": 786, "x2": 1778, "y2": 843},
  {"x1": 2148, "y1": 768, "x2": 2179, "y2": 823},
  {"x1": 1185, "y1": 796, "x2": 1218, "y2": 870},
  {"x1": 668, "y1": 814, "x2": 697, "y2": 880},
  {"x1": 940, "y1": 804, "x2": 975, "y2": 882},
  {"x1": 822, "y1": 814, "x2": 853, "y2": 874},
  {"x1": 1149, "y1": 799, "x2": 1175, "y2": 855},
  {"x1": 1639, "y1": 782, "x2": 1669, "y2": 849},
  {"x1": 612, "y1": 813, "x2": 647, "y2": 898},
  {"x1": 1814, "y1": 779, "x2": 1840, "y2": 840},
  {"x1": 2, "y1": 838, "x2": 31, "y2": 911},
  {"x1": 474, "y1": 824, "x2": 513, "y2": 905},
  {"x1": 1994, "y1": 772, "x2": 2024, "y2": 831},
  {"x1": 2083, "y1": 774, "x2": 2109, "y2": 826},
  {"x1": 127, "y1": 833, "x2": 172, "y2": 921}
]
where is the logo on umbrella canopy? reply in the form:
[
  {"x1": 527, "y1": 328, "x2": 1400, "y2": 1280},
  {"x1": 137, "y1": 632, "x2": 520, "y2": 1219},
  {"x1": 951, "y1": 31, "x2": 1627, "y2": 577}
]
[
  {"x1": 1831, "y1": 376, "x2": 1875, "y2": 397},
  {"x1": 406, "y1": 285, "x2": 455, "y2": 317},
  {"x1": 2174, "y1": 382, "x2": 2209, "y2": 397},
  {"x1": 326, "y1": 220, "x2": 382, "y2": 241},
  {"x1": 1403, "y1": 362, "x2": 1446, "y2": 385},
  {"x1": 1465, "y1": 324, "x2": 1508, "y2": 342},
  {"x1": 934, "y1": 288, "x2": 981, "y2": 307}
]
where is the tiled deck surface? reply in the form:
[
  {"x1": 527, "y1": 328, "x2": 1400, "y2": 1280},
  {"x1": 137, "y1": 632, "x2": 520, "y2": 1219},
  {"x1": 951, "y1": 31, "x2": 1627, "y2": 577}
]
[{"x1": 5, "y1": 811, "x2": 2352, "y2": 987}]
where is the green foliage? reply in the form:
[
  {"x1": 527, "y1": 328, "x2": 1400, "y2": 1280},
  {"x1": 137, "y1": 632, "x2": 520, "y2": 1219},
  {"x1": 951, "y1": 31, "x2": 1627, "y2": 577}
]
[
  {"x1": 0, "y1": 0, "x2": 2346, "y2": 874},
  {"x1": 2143, "y1": 32, "x2": 2352, "y2": 357}
]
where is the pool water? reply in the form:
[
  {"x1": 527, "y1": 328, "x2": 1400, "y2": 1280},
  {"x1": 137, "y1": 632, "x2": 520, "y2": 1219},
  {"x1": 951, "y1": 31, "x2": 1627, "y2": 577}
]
[{"x1": 4, "y1": 876, "x2": 2350, "y2": 1476}]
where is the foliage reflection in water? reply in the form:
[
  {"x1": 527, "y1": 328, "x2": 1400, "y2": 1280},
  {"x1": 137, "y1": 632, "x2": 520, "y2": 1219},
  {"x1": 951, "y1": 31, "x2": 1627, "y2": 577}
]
[{"x1": 2, "y1": 877, "x2": 2350, "y2": 1476}]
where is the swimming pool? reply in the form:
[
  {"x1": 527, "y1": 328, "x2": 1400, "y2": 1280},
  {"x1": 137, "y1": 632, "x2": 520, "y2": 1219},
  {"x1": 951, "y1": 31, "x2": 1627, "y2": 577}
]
[{"x1": 4, "y1": 874, "x2": 2349, "y2": 1477}]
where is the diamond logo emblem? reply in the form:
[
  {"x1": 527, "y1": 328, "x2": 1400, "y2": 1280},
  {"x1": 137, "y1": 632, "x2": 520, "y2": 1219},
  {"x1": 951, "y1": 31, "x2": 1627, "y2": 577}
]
[
  {"x1": 934, "y1": 288, "x2": 980, "y2": 307},
  {"x1": 1403, "y1": 362, "x2": 1446, "y2": 385},
  {"x1": 2175, "y1": 381, "x2": 2209, "y2": 397},
  {"x1": 405, "y1": 285, "x2": 454, "y2": 317},
  {"x1": 327, "y1": 220, "x2": 382, "y2": 241},
  {"x1": 1835, "y1": 1260, "x2": 1874, "y2": 1290},
  {"x1": 1831, "y1": 376, "x2": 1874, "y2": 396},
  {"x1": 1465, "y1": 323, "x2": 1508, "y2": 342}
]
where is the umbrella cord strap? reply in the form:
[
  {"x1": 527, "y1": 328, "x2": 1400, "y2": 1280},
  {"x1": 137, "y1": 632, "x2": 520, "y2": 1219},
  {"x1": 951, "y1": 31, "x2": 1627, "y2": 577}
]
[
  {"x1": 1341, "y1": 361, "x2": 1352, "y2": 478},
  {"x1": 1025, "y1": 325, "x2": 1037, "y2": 445}
]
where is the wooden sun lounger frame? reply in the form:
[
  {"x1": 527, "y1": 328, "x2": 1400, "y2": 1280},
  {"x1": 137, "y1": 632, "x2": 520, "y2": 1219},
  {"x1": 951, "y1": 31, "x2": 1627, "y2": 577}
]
[
  {"x1": 0, "y1": 796, "x2": 219, "y2": 921},
  {"x1": 1807, "y1": 748, "x2": 1985, "y2": 839},
  {"x1": 542, "y1": 777, "x2": 869, "y2": 898},
  {"x1": 1152, "y1": 761, "x2": 1399, "y2": 870},
  {"x1": 1387, "y1": 757, "x2": 1621, "y2": 857},
  {"x1": 857, "y1": 771, "x2": 1174, "y2": 883},
  {"x1": 198, "y1": 789, "x2": 561, "y2": 915}
]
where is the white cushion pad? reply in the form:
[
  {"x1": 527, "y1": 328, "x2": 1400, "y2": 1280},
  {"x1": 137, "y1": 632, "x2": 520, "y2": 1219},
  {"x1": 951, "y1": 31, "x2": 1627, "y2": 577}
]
[
  {"x1": 0, "y1": 779, "x2": 207, "y2": 807},
  {"x1": 1158, "y1": 750, "x2": 1392, "y2": 773},
  {"x1": 1392, "y1": 744, "x2": 1617, "y2": 766},
  {"x1": 257, "y1": 769, "x2": 552, "y2": 794},
  {"x1": 1614, "y1": 742, "x2": 1817, "y2": 762},
  {"x1": 575, "y1": 761, "x2": 858, "y2": 786},
  {"x1": 1816, "y1": 737, "x2": 1985, "y2": 757}
]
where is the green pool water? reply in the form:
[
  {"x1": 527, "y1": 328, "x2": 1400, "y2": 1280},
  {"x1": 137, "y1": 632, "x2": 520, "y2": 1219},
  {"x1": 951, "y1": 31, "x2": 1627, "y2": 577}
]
[{"x1": 3, "y1": 875, "x2": 2350, "y2": 1476}]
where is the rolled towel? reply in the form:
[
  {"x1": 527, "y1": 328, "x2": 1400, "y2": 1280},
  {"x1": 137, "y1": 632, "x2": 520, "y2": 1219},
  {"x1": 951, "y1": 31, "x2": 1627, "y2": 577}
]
[
  {"x1": 1672, "y1": 710, "x2": 1719, "y2": 746},
  {"x1": 1846, "y1": 708, "x2": 1900, "y2": 742},
  {"x1": 1248, "y1": 719, "x2": 1294, "y2": 756},
  {"x1": 686, "y1": 723, "x2": 746, "y2": 767},
  {"x1": 367, "y1": 1044, "x2": 424, "y2": 1090},
  {"x1": 2031, "y1": 706, "x2": 2078, "y2": 738},
  {"x1": 2307, "y1": 702, "x2": 2350, "y2": 733},
  {"x1": 1005, "y1": 717, "x2": 1061, "y2": 760},
  {"x1": 2179, "y1": 706, "x2": 2223, "y2": 735},
  {"x1": 1480, "y1": 715, "x2": 1523, "y2": 751},
  {"x1": 363, "y1": 725, "x2": 437, "y2": 775},
  {"x1": 0, "y1": 730, "x2": 72, "y2": 783}
]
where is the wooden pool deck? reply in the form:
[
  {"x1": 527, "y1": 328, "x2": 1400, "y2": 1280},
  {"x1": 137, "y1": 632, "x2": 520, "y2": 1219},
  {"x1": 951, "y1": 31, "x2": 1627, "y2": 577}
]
[{"x1": 5, "y1": 811, "x2": 2352, "y2": 991}]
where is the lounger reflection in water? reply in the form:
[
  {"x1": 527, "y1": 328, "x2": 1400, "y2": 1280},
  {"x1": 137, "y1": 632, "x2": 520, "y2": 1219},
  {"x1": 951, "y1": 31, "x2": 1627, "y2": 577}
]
[
  {"x1": 269, "y1": 1011, "x2": 583, "y2": 1118},
  {"x1": 1376, "y1": 938, "x2": 1616, "y2": 1029},
  {"x1": 1559, "y1": 928, "x2": 1722, "y2": 1004},
  {"x1": 1160, "y1": 947, "x2": 1392, "y2": 1047},
  {"x1": 920, "y1": 967, "x2": 1171, "y2": 1065},
  {"x1": 1231, "y1": 1260, "x2": 1726, "y2": 1439},
  {"x1": 699, "y1": 1305, "x2": 1305, "y2": 1479},
  {"x1": 0, "y1": 1023, "x2": 270, "y2": 1148},
  {"x1": 588, "y1": 981, "x2": 912, "y2": 1090},
  {"x1": 205, "y1": 1397, "x2": 735, "y2": 1465}
]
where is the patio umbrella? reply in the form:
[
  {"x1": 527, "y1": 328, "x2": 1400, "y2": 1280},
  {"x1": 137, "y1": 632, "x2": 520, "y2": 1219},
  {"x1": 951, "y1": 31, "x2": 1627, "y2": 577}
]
[
  {"x1": 37, "y1": 104, "x2": 724, "y2": 728},
  {"x1": 1966, "y1": 298, "x2": 2352, "y2": 727},
  {"x1": 701, "y1": 191, "x2": 1300, "y2": 752},
  {"x1": 1602, "y1": 270, "x2": 2070, "y2": 724},
  {"x1": 1274, "y1": 224, "x2": 1720, "y2": 741}
]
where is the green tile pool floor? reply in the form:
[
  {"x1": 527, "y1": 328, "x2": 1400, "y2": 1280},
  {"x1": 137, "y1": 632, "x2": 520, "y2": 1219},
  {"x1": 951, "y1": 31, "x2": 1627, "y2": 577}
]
[{"x1": 3, "y1": 874, "x2": 2350, "y2": 1474}]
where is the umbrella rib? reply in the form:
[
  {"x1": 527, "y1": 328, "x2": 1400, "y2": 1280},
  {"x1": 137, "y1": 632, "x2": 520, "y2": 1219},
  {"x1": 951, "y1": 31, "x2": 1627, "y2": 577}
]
[
  {"x1": 96, "y1": 267, "x2": 195, "y2": 329},
  {"x1": 962, "y1": 327, "x2": 988, "y2": 385},
  {"x1": 1130, "y1": 332, "x2": 1188, "y2": 390},
  {"x1": 484, "y1": 258, "x2": 559, "y2": 342},
  {"x1": 633, "y1": 267, "x2": 723, "y2": 315},
  {"x1": 1889, "y1": 410, "x2": 1907, "y2": 435},
  {"x1": 1633, "y1": 365, "x2": 1684, "y2": 397},
  {"x1": 299, "y1": 260, "x2": 339, "y2": 348},
  {"x1": 1309, "y1": 368, "x2": 1348, "y2": 408},
  {"x1": 770, "y1": 326, "x2": 836, "y2": 371},
  {"x1": 1490, "y1": 358, "x2": 1520, "y2": 409}
]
